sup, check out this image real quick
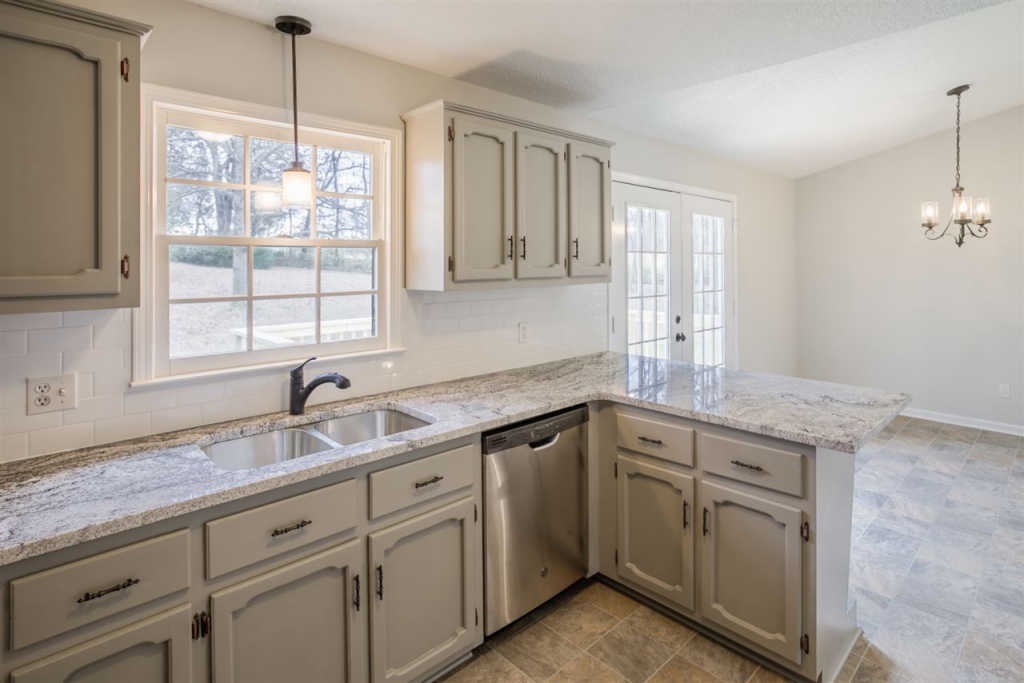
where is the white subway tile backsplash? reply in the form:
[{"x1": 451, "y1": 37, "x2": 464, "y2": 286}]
[
  {"x1": 1, "y1": 433, "x2": 29, "y2": 462},
  {"x1": 94, "y1": 413, "x2": 151, "y2": 444},
  {"x1": 0, "y1": 284, "x2": 609, "y2": 456},
  {"x1": 29, "y1": 423, "x2": 94, "y2": 456},
  {"x1": 0, "y1": 331, "x2": 28, "y2": 357},
  {"x1": 28, "y1": 325, "x2": 92, "y2": 353}
]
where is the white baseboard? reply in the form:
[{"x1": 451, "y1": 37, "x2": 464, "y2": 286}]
[{"x1": 901, "y1": 406, "x2": 1024, "y2": 436}]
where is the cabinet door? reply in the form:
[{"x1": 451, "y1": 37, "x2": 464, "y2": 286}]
[
  {"x1": 369, "y1": 497, "x2": 479, "y2": 683},
  {"x1": 617, "y1": 454, "x2": 695, "y2": 611},
  {"x1": 0, "y1": 4, "x2": 137, "y2": 300},
  {"x1": 515, "y1": 131, "x2": 567, "y2": 279},
  {"x1": 451, "y1": 114, "x2": 515, "y2": 282},
  {"x1": 699, "y1": 480, "x2": 803, "y2": 663},
  {"x1": 210, "y1": 540, "x2": 366, "y2": 683},
  {"x1": 10, "y1": 605, "x2": 191, "y2": 683},
  {"x1": 567, "y1": 141, "x2": 611, "y2": 278}
]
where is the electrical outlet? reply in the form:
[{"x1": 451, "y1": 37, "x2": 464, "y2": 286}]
[
  {"x1": 998, "y1": 383, "x2": 1012, "y2": 399},
  {"x1": 26, "y1": 373, "x2": 77, "y2": 415},
  {"x1": 517, "y1": 322, "x2": 528, "y2": 344}
]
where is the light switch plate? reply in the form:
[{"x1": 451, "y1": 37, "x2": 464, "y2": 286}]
[{"x1": 26, "y1": 373, "x2": 77, "y2": 415}]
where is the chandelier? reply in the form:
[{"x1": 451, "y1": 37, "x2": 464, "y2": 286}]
[{"x1": 920, "y1": 84, "x2": 991, "y2": 247}]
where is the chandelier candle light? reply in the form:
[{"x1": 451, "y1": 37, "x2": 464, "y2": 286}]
[
  {"x1": 276, "y1": 15, "x2": 313, "y2": 207},
  {"x1": 920, "y1": 84, "x2": 991, "y2": 247}
]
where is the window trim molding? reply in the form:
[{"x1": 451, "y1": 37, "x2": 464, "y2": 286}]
[{"x1": 133, "y1": 84, "x2": 404, "y2": 383}]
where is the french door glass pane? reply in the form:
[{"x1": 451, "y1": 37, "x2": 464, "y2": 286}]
[
  {"x1": 168, "y1": 245, "x2": 247, "y2": 299},
  {"x1": 625, "y1": 204, "x2": 671, "y2": 360},
  {"x1": 693, "y1": 213, "x2": 726, "y2": 367}
]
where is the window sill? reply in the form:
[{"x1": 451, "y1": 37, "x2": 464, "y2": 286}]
[{"x1": 129, "y1": 346, "x2": 406, "y2": 391}]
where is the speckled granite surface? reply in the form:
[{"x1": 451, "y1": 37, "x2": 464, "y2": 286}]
[{"x1": 0, "y1": 352, "x2": 909, "y2": 567}]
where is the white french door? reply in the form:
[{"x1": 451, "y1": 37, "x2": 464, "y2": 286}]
[{"x1": 610, "y1": 180, "x2": 736, "y2": 368}]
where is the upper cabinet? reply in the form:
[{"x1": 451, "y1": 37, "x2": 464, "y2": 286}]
[
  {"x1": 403, "y1": 101, "x2": 613, "y2": 291},
  {"x1": 0, "y1": 0, "x2": 150, "y2": 313}
]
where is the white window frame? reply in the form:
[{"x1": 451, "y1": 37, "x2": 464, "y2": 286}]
[{"x1": 133, "y1": 85, "x2": 403, "y2": 385}]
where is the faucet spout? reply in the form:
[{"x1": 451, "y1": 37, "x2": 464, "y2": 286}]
[{"x1": 289, "y1": 357, "x2": 351, "y2": 414}]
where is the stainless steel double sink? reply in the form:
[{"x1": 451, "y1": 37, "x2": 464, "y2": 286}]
[{"x1": 201, "y1": 409, "x2": 430, "y2": 471}]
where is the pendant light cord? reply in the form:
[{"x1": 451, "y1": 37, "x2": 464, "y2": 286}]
[
  {"x1": 291, "y1": 31, "x2": 299, "y2": 166},
  {"x1": 953, "y1": 92, "x2": 961, "y2": 188}
]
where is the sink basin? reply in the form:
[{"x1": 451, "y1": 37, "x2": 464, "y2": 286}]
[
  {"x1": 313, "y1": 409, "x2": 430, "y2": 445},
  {"x1": 202, "y1": 428, "x2": 337, "y2": 471}
]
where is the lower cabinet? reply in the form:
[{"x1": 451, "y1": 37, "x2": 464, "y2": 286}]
[
  {"x1": 616, "y1": 454, "x2": 695, "y2": 611},
  {"x1": 699, "y1": 480, "x2": 804, "y2": 663},
  {"x1": 209, "y1": 539, "x2": 365, "y2": 683},
  {"x1": 9, "y1": 605, "x2": 191, "y2": 683},
  {"x1": 369, "y1": 497, "x2": 479, "y2": 683}
]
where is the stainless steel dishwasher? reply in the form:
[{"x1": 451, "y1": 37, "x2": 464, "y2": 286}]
[{"x1": 482, "y1": 405, "x2": 588, "y2": 634}]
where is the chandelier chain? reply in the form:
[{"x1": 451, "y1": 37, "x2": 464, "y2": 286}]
[{"x1": 954, "y1": 92, "x2": 961, "y2": 188}]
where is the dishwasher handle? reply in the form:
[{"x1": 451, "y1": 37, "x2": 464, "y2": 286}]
[{"x1": 528, "y1": 432, "x2": 561, "y2": 451}]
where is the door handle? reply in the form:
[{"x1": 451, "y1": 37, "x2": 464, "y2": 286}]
[
  {"x1": 520, "y1": 236, "x2": 527, "y2": 260},
  {"x1": 507, "y1": 235, "x2": 514, "y2": 261},
  {"x1": 375, "y1": 565, "x2": 384, "y2": 600},
  {"x1": 352, "y1": 575, "x2": 360, "y2": 611},
  {"x1": 683, "y1": 500, "x2": 689, "y2": 529},
  {"x1": 675, "y1": 333, "x2": 686, "y2": 342},
  {"x1": 702, "y1": 508, "x2": 710, "y2": 536},
  {"x1": 572, "y1": 238, "x2": 580, "y2": 259}
]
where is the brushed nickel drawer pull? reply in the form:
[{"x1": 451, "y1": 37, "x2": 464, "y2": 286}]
[
  {"x1": 270, "y1": 519, "x2": 312, "y2": 537},
  {"x1": 414, "y1": 475, "x2": 444, "y2": 489},
  {"x1": 637, "y1": 436, "x2": 664, "y2": 446},
  {"x1": 77, "y1": 578, "x2": 140, "y2": 604},
  {"x1": 730, "y1": 459, "x2": 765, "y2": 473}
]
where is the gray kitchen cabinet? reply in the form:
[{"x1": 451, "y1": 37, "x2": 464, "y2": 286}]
[
  {"x1": 403, "y1": 100, "x2": 612, "y2": 291},
  {"x1": 516, "y1": 131, "x2": 568, "y2": 280},
  {"x1": 699, "y1": 480, "x2": 804, "y2": 664},
  {"x1": 0, "y1": 0, "x2": 149, "y2": 312},
  {"x1": 616, "y1": 453, "x2": 695, "y2": 612},
  {"x1": 9, "y1": 605, "x2": 191, "y2": 683},
  {"x1": 368, "y1": 497, "x2": 480, "y2": 683},
  {"x1": 209, "y1": 539, "x2": 366, "y2": 683},
  {"x1": 450, "y1": 113, "x2": 516, "y2": 283},
  {"x1": 568, "y1": 142, "x2": 612, "y2": 278}
]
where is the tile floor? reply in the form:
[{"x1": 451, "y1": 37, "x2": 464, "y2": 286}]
[{"x1": 440, "y1": 417, "x2": 1024, "y2": 683}]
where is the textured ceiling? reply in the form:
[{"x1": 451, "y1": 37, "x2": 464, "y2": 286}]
[{"x1": 189, "y1": 0, "x2": 1022, "y2": 177}]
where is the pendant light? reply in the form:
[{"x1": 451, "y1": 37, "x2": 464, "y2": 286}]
[
  {"x1": 920, "y1": 84, "x2": 991, "y2": 247},
  {"x1": 275, "y1": 15, "x2": 312, "y2": 207}
]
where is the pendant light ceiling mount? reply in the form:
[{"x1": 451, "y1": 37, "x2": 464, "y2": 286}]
[
  {"x1": 275, "y1": 15, "x2": 312, "y2": 207},
  {"x1": 920, "y1": 83, "x2": 992, "y2": 248}
]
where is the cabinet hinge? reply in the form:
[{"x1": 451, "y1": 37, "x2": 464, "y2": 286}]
[
  {"x1": 447, "y1": 124, "x2": 454, "y2": 142},
  {"x1": 800, "y1": 521, "x2": 810, "y2": 542},
  {"x1": 448, "y1": 255, "x2": 454, "y2": 273},
  {"x1": 120, "y1": 254, "x2": 130, "y2": 279},
  {"x1": 191, "y1": 611, "x2": 210, "y2": 640},
  {"x1": 120, "y1": 57, "x2": 130, "y2": 83},
  {"x1": 475, "y1": 607, "x2": 479, "y2": 626},
  {"x1": 800, "y1": 633, "x2": 810, "y2": 655}
]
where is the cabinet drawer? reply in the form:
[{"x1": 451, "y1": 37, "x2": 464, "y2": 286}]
[
  {"x1": 616, "y1": 411, "x2": 694, "y2": 467},
  {"x1": 10, "y1": 530, "x2": 190, "y2": 650},
  {"x1": 369, "y1": 444, "x2": 476, "y2": 519},
  {"x1": 699, "y1": 432, "x2": 804, "y2": 497},
  {"x1": 206, "y1": 479, "x2": 359, "y2": 579}
]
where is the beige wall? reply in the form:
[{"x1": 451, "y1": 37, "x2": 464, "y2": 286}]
[
  {"x1": 0, "y1": 0, "x2": 798, "y2": 459},
  {"x1": 796, "y1": 106, "x2": 1024, "y2": 429}
]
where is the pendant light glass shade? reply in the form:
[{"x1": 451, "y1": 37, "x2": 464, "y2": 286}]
[{"x1": 282, "y1": 162, "x2": 312, "y2": 207}]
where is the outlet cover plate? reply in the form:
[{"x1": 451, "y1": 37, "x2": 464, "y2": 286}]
[{"x1": 26, "y1": 373, "x2": 77, "y2": 415}]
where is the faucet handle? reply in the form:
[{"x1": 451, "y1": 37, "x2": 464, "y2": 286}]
[{"x1": 291, "y1": 357, "x2": 317, "y2": 377}]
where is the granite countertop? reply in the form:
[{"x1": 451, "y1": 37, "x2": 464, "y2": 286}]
[{"x1": 0, "y1": 352, "x2": 909, "y2": 567}]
